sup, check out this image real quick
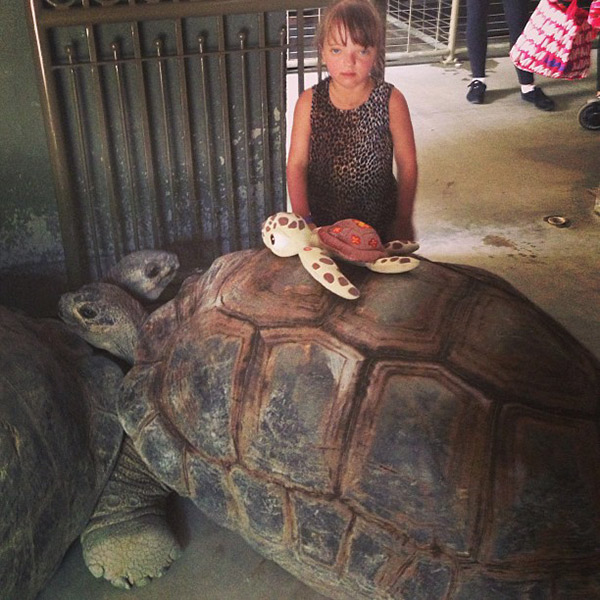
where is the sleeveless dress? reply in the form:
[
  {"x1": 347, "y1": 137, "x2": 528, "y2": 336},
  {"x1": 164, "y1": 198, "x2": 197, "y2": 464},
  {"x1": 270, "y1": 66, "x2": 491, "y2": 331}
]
[{"x1": 307, "y1": 77, "x2": 397, "y2": 241}]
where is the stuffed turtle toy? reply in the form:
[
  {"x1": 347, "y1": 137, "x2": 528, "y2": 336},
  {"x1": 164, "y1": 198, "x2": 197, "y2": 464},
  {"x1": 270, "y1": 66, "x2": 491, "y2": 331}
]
[
  {"x1": 58, "y1": 247, "x2": 600, "y2": 600},
  {"x1": 261, "y1": 212, "x2": 419, "y2": 299},
  {"x1": 0, "y1": 251, "x2": 182, "y2": 600}
]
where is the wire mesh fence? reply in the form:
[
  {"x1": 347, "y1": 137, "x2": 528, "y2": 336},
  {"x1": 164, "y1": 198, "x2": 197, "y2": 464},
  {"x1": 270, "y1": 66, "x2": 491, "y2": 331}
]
[{"x1": 287, "y1": 0, "x2": 540, "y2": 69}]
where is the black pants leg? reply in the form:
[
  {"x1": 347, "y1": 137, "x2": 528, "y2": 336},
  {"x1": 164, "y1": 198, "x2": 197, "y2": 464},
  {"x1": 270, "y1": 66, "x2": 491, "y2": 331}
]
[
  {"x1": 466, "y1": 0, "x2": 534, "y2": 85},
  {"x1": 503, "y1": 0, "x2": 535, "y2": 84},
  {"x1": 466, "y1": 0, "x2": 489, "y2": 78}
]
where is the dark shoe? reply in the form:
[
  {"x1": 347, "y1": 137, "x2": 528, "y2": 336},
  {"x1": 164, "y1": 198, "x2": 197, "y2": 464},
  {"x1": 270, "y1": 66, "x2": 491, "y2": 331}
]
[
  {"x1": 521, "y1": 86, "x2": 555, "y2": 111},
  {"x1": 467, "y1": 80, "x2": 486, "y2": 104}
]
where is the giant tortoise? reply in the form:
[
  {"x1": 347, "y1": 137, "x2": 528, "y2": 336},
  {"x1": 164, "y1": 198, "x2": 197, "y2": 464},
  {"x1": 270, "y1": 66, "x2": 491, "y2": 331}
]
[
  {"x1": 58, "y1": 248, "x2": 600, "y2": 599},
  {"x1": 0, "y1": 306, "x2": 123, "y2": 600},
  {"x1": 0, "y1": 250, "x2": 181, "y2": 600}
]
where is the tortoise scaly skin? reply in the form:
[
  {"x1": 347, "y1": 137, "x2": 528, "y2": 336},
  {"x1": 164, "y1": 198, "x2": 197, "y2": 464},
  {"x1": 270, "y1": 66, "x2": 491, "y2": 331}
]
[{"x1": 105, "y1": 249, "x2": 180, "y2": 302}]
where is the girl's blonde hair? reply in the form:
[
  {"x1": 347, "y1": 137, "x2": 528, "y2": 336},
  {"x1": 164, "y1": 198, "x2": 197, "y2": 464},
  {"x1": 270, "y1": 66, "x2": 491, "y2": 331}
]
[{"x1": 316, "y1": 0, "x2": 386, "y2": 81}]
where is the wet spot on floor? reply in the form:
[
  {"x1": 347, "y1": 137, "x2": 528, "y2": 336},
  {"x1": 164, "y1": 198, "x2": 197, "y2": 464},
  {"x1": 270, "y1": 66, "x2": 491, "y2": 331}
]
[
  {"x1": 482, "y1": 235, "x2": 518, "y2": 249},
  {"x1": 481, "y1": 236, "x2": 541, "y2": 262}
]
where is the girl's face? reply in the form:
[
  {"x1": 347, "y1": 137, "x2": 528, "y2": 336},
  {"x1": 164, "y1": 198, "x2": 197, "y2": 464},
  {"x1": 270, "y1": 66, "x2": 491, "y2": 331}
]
[{"x1": 322, "y1": 25, "x2": 376, "y2": 89}]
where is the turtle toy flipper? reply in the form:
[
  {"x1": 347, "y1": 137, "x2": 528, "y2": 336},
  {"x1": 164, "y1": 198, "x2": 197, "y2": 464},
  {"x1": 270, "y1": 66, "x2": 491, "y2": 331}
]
[
  {"x1": 297, "y1": 246, "x2": 360, "y2": 299},
  {"x1": 384, "y1": 239, "x2": 420, "y2": 255},
  {"x1": 367, "y1": 239, "x2": 420, "y2": 274},
  {"x1": 262, "y1": 212, "x2": 362, "y2": 299},
  {"x1": 366, "y1": 254, "x2": 420, "y2": 274}
]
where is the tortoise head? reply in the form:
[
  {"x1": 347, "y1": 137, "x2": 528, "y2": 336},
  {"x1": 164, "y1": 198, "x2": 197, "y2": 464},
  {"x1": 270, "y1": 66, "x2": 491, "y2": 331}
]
[
  {"x1": 261, "y1": 212, "x2": 313, "y2": 257},
  {"x1": 58, "y1": 282, "x2": 146, "y2": 364},
  {"x1": 106, "y1": 249, "x2": 180, "y2": 302}
]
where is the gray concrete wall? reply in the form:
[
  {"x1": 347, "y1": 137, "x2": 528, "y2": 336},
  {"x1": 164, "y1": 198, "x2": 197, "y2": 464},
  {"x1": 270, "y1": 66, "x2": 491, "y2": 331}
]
[{"x1": 0, "y1": 0, "x2": 67, "y2": 315}]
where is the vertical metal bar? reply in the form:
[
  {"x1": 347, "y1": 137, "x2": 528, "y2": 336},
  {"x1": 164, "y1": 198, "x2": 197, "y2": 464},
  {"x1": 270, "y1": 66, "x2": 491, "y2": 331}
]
[
  {"x1": 24, "y1": 0, "x2": 84, "y2": 286},
  {"x1": 217, "y1": 15, "x2": 239, "y2": 250},
  {"x1": 406, "y1": 0, "x2": 413, "y2": 52},
  {"x1": 86, "y1": 23, "x2": 123, "y2": 261},
  {"x1": 174, "y1": 17, "x2": 203, "y2": 238},
  {"x1": 239, "y1": 30, "x2": 254, "y2": 246},
  {"x1": 443, "y1": 0, "x2": 461, "y2": 63},
  {"x1": 111, "y1": 40, "x2": 140, "y2": 250},
  {"x1": 279, "y1": 25, "x2": 287, "y2": 224},
  {"x1": 130, "y1": 22, "x2": 162, "y2": 247},
  {"x1": 317, "y1": 8, "x2": 324, "y2": 83},
  {"x1": 596, "y1": 44, "x2": 600, "y2": 94},
  {"x1": 65, "y1": 45, "x2": 102, "y2": 277},
  {"x1": 435, "y1": 0, "x2": 442, "y2": 44},
  {"x1": 258, "y1": 12, "x2": 274, "y2": 218},
  {"x1": 198, "y1": 35, "x2": 220, "y2": 259},
  {"x1": 296, "y1": 9, "x2": 305, "y2": 95},
  {"x1": 155, "y1": 37, "x2": 177, "y2": 236}
]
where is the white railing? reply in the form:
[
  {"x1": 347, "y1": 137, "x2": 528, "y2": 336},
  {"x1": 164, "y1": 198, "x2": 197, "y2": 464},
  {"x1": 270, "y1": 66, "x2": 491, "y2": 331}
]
[{"x1": 287, "y1": 0, "x2": 526, "y2": 73}]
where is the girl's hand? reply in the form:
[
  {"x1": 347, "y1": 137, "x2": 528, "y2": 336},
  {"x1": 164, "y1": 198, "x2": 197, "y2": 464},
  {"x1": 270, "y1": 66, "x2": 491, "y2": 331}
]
[{"x1": 390, "y1": 219, "x2": 416, "y2": 243}]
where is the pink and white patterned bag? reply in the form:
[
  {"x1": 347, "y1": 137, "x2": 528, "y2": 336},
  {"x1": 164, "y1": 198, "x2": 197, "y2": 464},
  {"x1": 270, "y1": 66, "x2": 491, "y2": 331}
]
[
  {"x1": 589, "y1": 0, "x2": 600, "y2": 29},
  {"x1": 510, "y1": 0, "x2": 598, "y2": 80}
]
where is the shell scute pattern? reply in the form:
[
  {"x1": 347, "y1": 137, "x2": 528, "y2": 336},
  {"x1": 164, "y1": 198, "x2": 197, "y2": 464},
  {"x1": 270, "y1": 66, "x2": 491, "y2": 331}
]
[
  {"x1": 122, "y1": 249, "x2": 600, "y2": 599},
  {"x1": 214, "y1": 250, "x2": 335, "y2": 326},
  {"x1": 230, "y1": 466, "x2": 286, "y2": 545},
  {"x1": 445, "y1": 279, "x2": 599, "y2": 411},
  {"x1": 238, "y1": 326, "x2": 366, "y2": 495},
  {"x1": 340, "y1": 360, "x2": 490, "y2": 553},
  {"x1": 329, "y1": 259, "x2": 467, "y2": 356}
]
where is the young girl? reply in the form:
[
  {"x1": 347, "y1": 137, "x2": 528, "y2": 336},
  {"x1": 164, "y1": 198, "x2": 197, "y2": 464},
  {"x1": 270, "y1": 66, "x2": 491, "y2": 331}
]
[{"x1": 287, "y1": 0, "x2": 418, "y2": 242}]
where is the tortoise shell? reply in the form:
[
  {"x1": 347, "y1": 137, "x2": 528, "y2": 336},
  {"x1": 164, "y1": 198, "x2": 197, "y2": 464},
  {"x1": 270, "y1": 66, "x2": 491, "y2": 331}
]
[
  {"x1": 318, "y1": 218, "x2": 387, "y2": 263},
  {"x1": 0, "y1": 307, "x2": 123, "y2": 600},
  {"x1": 120, "y1": 249, "x2": 600, "y2": 600}
]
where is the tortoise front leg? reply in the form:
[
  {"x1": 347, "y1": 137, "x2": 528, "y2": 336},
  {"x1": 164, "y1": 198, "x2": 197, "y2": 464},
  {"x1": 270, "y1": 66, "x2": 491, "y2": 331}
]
[{"x1": 81, "y1": 436, "x2": 181, "y2": 589}]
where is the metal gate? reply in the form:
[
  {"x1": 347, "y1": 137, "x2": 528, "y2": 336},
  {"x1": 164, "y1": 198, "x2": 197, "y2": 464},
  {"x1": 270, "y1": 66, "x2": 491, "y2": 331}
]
[{"x1": 25, "y1": 0, "x2": 288, "y2": 286}]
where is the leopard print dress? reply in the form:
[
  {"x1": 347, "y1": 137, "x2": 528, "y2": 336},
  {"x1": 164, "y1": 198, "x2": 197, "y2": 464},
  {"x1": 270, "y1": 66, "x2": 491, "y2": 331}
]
[{"x1": 307, "y1": 77, "x2": 397, "y2": 241}]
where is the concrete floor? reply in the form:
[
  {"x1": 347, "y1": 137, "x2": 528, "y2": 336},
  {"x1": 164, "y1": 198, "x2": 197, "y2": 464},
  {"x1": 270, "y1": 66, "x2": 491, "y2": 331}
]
[{"x1": 40, "y1": 55, "x2": 600, "y2": 600}]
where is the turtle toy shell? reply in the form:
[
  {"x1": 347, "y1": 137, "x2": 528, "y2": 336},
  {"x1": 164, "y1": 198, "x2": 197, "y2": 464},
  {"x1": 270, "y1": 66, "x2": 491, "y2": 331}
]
[
  {"x1": 317, "y1": 218, "x2": 388, "y2": 263},
  {"x1": 120, "y1": 248, "x2": 600, "y2": 600}
]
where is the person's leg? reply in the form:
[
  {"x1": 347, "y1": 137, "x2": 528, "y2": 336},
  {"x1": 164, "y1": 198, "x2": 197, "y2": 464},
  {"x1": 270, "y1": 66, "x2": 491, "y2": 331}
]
[
  {"x1": 503, "y1": 0, "x2": 534, "y2": 84},
  {"x1": 466, "y1": 0, "x2": 489, "y2": 103},
  {"x1": 503, "y1": 0, "x2": 554, "y2": 109},
  {"x1": 466, "y1": 0, "x2": 489, "y2": 79}
]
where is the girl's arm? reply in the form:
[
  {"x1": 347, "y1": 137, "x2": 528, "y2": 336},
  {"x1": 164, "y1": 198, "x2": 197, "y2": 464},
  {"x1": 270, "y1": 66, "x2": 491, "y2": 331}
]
[
  {"x1": 286, "y1": 89, "x2": 313, "y2": 220},
  {"x1": 389, "y1": 87, "x2": 418, "y2": 241}
]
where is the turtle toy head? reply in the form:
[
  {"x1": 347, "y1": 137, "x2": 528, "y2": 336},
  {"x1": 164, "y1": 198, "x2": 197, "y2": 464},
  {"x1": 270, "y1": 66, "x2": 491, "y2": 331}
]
[{"x1": 261, "y1": 213, "x2": 313, "y2": 257}]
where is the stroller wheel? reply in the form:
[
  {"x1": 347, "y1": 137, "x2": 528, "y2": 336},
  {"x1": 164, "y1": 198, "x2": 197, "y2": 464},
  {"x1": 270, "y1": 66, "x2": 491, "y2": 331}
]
[{"x1": 578, "y1": 99, "x2": 600, "y2": 131}]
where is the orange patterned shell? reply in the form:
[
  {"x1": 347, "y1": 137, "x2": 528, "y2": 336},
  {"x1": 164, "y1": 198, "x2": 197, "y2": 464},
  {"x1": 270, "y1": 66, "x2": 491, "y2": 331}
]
[{"x1": 318, "y1": 219, "x2": 387, "y2": 263}]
